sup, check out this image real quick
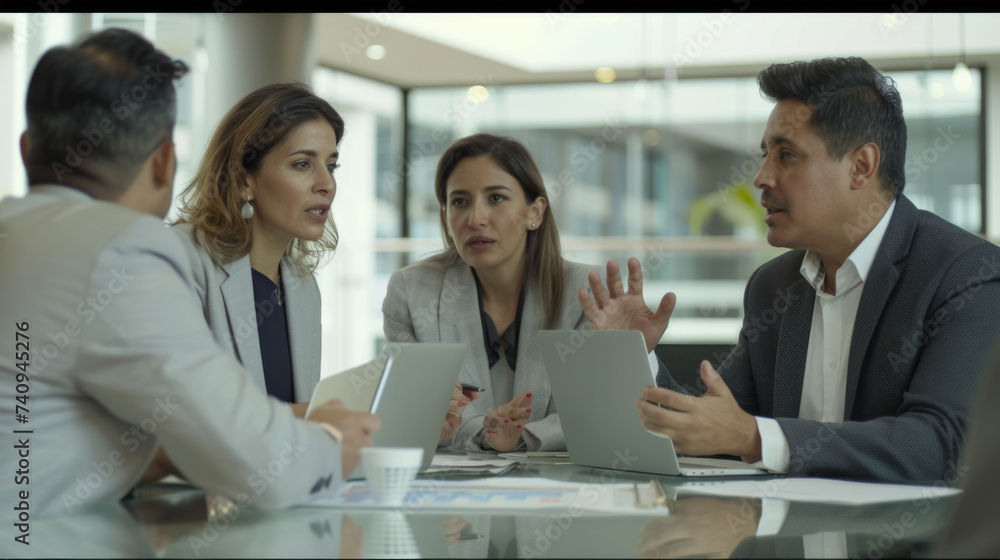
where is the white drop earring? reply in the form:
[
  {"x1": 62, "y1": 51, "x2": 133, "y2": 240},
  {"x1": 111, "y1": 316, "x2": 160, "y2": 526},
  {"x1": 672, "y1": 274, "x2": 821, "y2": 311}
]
[{"x1": 241, "y1": 200, "x2": 254, "y2": 220}]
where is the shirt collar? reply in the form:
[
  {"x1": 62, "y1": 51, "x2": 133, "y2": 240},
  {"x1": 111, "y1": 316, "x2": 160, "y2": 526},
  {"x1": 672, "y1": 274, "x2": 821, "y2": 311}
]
[
  {"x1": 27, "y1": 184, "x2": 96, "y2": 201},
  {"x1": 471, "y1": 269, "x2": 526, "y2": 371},
  {"x1": 800, "y1": 198, "x2": 897, "y2": 289}
]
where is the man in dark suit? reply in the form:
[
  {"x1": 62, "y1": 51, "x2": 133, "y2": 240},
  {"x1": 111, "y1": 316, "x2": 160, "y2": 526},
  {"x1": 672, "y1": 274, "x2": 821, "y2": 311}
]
[{"x1": 581, "y1": 57, "x2": 1000, "y2": 482}]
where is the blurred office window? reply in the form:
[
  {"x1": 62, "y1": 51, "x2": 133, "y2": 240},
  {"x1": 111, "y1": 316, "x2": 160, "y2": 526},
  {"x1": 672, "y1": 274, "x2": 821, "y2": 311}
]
[
  {"x1": 311, "y1": 67, "x2": 404, "y2": 376},
  {"x1": 0, "y1": 13, "x2": 983, "y2": 366},
  {"x1": 394, "y1": 68, "x2": 982, "y2": 345},
  {"x1": 89, "y1": 13, "x2": 198, "y2": 224},
  {"x1": 0, "y1": 15, "x2": 15, "y2": 200}
]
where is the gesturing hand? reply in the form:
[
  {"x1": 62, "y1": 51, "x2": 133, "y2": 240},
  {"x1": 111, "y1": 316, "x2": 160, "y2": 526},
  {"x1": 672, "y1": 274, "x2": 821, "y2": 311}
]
[
  {"x1": 635, "y1": 361, "x2": 761, "y2": 462},
  {"x1": 483, "y1": 390, "x2": 532, "y2": 452},
  {"x1": 579, "y1": 257, "x2": 677, "y2": 353},
  {"x1": 440, "y1": 381, "x2": 481, "y2": 439}
]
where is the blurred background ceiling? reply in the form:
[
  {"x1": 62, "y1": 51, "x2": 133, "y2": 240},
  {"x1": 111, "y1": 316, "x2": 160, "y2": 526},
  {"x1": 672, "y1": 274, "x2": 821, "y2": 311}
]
[{"x1": 315, "y1": 12, "x2": 1000, "y2": 88}]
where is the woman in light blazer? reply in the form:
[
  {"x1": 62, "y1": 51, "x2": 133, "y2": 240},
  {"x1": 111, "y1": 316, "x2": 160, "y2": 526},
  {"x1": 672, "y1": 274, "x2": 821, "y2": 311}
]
[
  {"x1": 382, "y1": 133, "x2": 599, "y2": 453},
  {"x1": 171, "y1": 83, "x2": 343, "y2": 416}
]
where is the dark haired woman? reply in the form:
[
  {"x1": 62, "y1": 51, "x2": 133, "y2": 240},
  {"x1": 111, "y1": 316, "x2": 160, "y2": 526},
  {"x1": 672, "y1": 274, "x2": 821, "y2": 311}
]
[{"x1": 382, "y1": 133, "x2": 600, "y2": 453}]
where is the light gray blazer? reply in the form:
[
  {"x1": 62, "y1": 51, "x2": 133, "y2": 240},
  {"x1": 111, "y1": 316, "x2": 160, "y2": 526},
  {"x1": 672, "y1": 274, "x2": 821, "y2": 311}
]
[
  {"x1": 381, "y1": 256, "x2": 600, "y2": 453},
  {"x1": 0, "y1": 186, "x2": 342, "y2": 517},
  {"x1": 169, "y1": 223, "x2": 321, "y2": 402}
]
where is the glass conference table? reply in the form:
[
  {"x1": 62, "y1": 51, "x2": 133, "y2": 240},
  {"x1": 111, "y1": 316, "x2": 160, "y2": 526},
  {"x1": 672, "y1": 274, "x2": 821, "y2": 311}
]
[{"x1": 23, "y1": 457, "x2": 958, "y2": 558}]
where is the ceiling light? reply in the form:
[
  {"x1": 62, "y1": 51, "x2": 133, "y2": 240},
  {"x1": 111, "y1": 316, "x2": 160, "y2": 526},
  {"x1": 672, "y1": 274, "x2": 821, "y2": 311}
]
[
  {"x1": 952, "y1": 62, "x2": 972, "y2": 92},
  {"x1": 595, "y1": 67, "x2": 616, "y2": 83},
  {"x1": 366, "y1": 45, "x2": 387, "y2": 60},
  {"x1": 953, "y1": 14, "x2": 971, "y2": 93},
  {"x1": 467, "y1": 85, "x2": 489, "y2": 103}
]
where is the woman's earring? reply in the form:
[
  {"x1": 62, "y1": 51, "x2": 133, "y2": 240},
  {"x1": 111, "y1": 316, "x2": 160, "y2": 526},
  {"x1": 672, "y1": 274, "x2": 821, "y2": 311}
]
[{"x1": 241, "y1": 200, "x2": 254, "y2": 220}]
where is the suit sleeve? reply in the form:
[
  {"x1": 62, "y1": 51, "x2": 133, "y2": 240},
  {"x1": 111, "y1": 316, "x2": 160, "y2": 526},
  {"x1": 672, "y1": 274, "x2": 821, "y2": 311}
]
[
  {"x1": 75, "y1": 220, "x2": 343, "y2": 509},
  {"x1": 775, "y1": 245, "x2": 1000, "y2": 481}
]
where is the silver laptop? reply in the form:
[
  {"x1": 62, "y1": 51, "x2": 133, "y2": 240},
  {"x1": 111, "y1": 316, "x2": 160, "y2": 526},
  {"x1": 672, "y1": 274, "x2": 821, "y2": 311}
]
[
  {"x1": 539, "y1": 330, "x2": 765, "y2": 477},
  {"x1": 307, "y1": 343, "x2": 466, "y2": 478}
]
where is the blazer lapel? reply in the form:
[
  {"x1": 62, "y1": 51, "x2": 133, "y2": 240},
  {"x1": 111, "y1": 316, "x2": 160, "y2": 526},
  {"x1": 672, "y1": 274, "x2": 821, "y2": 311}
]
[
  {"x1": 773, "y1": 276, "x2": 816, "y2": 418},
  {"x1": 439, "y1": 261, "x2": 494, "y2": 411},
  {"x1": 280, "y1": 256, "x2": 314, "y2": 402},
  {"x1": 844, "y1": 196, "x2": 913, "y2": 418},
  {"x1": 219, "y1": 255, "x2": 267, "y2": 393},
  {"x1": 513, "y1": 280, "x2": 547, "y2": 421}
]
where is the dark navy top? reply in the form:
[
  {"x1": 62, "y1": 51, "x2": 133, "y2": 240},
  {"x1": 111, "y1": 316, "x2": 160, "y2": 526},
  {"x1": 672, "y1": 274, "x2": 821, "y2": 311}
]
[
  {"x1": 251, "y1": 268, "x2": 295, "y2": 403},
  {"x1": 472, "y1": 270, "x2": 526, "y2": 371}
]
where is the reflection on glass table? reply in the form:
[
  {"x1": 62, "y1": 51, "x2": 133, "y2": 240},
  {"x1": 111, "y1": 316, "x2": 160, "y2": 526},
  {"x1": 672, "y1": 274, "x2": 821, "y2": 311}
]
[{"x1": 12, "y1": 461, "x2": 962, "y2": 559}]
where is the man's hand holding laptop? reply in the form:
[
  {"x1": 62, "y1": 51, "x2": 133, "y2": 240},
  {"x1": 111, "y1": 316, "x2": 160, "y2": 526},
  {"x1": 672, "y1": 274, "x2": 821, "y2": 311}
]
[{"x1": 580, "y1": 258, "x2": 763, "y2": 465}]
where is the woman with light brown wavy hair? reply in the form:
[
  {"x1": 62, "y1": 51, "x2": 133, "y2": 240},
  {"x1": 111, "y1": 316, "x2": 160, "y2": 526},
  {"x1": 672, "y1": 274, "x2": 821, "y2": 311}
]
[{"x1": 171, "y1": 82, "x2": 343, "y2": 417}]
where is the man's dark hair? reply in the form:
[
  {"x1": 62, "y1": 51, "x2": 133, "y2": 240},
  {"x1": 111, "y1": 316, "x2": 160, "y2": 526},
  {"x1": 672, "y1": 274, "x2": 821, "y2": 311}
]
[
  {"x1": 757, "y1": 57, "x2": 907, "y2": 197},
  {"x1": 24, "y1": 28, "x2": 188, "y2": 193}
]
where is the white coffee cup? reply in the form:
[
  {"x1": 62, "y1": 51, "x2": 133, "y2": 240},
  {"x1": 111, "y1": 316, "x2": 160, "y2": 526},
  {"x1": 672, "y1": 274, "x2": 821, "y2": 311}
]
[{"x1": 361, "y1": 447, "x2": 424, "y2": 505}]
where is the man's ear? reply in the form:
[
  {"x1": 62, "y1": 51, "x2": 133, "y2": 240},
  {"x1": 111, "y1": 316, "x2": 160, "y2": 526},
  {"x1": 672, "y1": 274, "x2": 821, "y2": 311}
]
[
  {"x1": 150, "y1": 139, "x2": 175, "y2": 193},
  {"x1": 850, "y1": 142, "x2": 880, "y2": 190}
]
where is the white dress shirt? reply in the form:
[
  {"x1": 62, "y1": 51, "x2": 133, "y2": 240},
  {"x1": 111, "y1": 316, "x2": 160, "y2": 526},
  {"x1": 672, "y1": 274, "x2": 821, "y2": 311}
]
[{"x1": 756, "y1": 200, "x2": 897, "y2": 473}]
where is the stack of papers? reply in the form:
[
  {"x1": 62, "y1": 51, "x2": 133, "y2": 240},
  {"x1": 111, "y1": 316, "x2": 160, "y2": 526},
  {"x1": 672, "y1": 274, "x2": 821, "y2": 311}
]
[
  {"x1": 498, "y1": 451, "x2": 573, "y2": 464},
  {"x1": 679, "y1": 477, "x2": 962, "y2": 505},
  {"x1": 422, "y1": 456, "x2": 519, "y2": 477},
  {"x1": 309, "y1": 476, "x2": 669, "y2": 515}
]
